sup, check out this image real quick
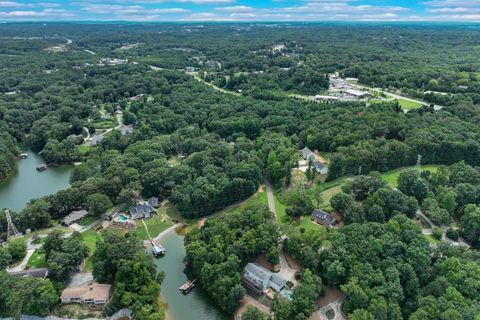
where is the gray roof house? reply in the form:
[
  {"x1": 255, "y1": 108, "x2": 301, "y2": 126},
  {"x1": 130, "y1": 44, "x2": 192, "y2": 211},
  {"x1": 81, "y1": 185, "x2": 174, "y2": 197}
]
[
  {"x1": 130, "y1": 203, "x2": 156, "y2": 220},
  {"x1": 63, "y1": 209, "x2": 88, "y2": 226},
  {"x1": 311, "y1": 209, "x2": 335, "y2": 227},
  {"x1": 242, "y1": 263, "x2": 287, "y2": 295},
  {"x1": 300, "y1": 147, "x2": 329, "y2": 175},
  {"x1": 148, "y1": 197, "x2": 159, "y2": 208},
  {"x1": 9, "y1": 268, "x2": 49, "y2": 279}
]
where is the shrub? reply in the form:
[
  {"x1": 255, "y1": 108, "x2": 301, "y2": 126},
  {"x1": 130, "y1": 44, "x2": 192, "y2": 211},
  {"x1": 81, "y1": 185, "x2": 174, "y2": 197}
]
[
  {"x1": 432, "y1": 227, "x2": 443, "y2": 241},
  {"x1": 446, "y1": 228, "x2": 459, "y2": 241}
]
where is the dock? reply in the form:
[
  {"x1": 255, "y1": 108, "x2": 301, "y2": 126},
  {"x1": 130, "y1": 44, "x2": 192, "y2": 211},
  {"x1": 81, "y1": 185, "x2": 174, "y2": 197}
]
[
  {"x1": 179, "y1": 278, "x2": 197, "y2": 294},
  {"x1": 36, "y1": 164, "x2": 48, "y2": 171},
  {"x1": 152, "y1": 243, "x2": 166, "y2": 257}
]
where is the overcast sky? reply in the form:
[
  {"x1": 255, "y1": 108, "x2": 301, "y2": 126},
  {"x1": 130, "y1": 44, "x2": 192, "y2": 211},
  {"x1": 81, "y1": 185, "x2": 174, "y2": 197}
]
[{"x1": 1, "y1": 0, "x2": 480, "y2": 22}]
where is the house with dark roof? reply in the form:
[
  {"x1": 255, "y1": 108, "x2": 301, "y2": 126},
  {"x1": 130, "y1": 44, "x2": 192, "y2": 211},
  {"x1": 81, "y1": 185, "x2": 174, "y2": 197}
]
[
  {"x1": 242, "y1": 263, "x2": 287, "y2": 295},
  {"x1": 130, "y1": 202, "x2": 156, "y2": 220},
  {"x1": 311, "y1": 209, "x2": 335, "y2": 227}
]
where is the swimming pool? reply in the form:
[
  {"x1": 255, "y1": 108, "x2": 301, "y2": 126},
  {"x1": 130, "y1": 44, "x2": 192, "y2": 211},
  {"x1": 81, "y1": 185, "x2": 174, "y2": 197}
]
[{"x1": 119, "y1": 214, "x2": 129, "y2": 222}]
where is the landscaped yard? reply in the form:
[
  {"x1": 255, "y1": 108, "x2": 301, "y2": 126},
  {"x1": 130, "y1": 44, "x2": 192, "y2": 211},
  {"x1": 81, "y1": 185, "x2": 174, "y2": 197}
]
[
  {"x1": 381, "y1": 165, "x2": 440, "y2": 187},
  {"x1": 133, "y1": 205, "x2": 178, "y2": 240},
  {"x1": 78, "y1": 145, "x2": 93, "y2": 154}
]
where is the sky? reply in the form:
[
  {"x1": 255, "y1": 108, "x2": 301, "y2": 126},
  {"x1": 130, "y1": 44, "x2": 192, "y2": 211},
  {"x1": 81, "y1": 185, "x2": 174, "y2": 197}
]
[{"x1": 1, "y1": 0, "x2": 480, "y2": 22}]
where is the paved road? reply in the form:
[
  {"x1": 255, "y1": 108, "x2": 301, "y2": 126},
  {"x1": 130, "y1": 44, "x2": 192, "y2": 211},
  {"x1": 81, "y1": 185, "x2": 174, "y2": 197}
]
[
  {"x1": 351, "y1": 83, "x2": 443, "y2": 111},
  {"x1": 417, "y1": 210, "x2": 470, "y2": 248}
]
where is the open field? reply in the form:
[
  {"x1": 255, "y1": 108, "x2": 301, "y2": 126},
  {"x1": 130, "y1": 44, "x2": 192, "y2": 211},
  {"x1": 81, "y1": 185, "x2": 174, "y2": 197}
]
[
  {"x1": 395, "y1": 97, "x2": 423, "y2": 110},
  {"x1": 381, "y1": 165, "x2": 440, "y2": 187}
]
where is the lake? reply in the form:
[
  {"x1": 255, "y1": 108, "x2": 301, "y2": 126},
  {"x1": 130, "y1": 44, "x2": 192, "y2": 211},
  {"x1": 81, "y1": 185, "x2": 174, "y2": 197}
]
[
  {"x1": 155, "y1": 231, "x2": 230, "y2": 320},
  {"x1": 0, "y1": 149, "x2": 73, "y2": 212}
]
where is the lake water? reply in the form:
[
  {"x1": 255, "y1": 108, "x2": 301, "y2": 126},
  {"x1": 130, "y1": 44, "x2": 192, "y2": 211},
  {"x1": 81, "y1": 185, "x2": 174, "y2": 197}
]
[
  {"x1": 155, "y1": 231, "x2": 230, "y2": 320},
  {"x1": 0, "y1": 149, "x2": 73, "y2": 212},
  {"x1": 0, "y1": 149, "x2": 226, "y2": 320}
]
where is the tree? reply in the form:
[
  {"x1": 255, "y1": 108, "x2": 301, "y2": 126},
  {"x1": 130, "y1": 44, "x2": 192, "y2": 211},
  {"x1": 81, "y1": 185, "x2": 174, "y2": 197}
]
[
  {"x1": 445, "y1": 228, "x2": 459, "y2": 241},
  {"x1": 350, "y1": 310, "x2": 375, "y2": 320},
  {"x1": 460, "y1": 205, "x2": 480, "y2": 246},
  {"x1": 432, "y1": 227, "x2": 443, "y2": 241},
  {"x1": 331, "y1": 193, "x2": 353, "y2": 214},
  {"x1": 0, "y1": 247, "x2": 12, "y2": 269},
  {"x1": 242, "y1": 306, "x2": 270, "y2": 320},
  {"x1": 343, "y1": 202, "x2": 366, "y2": 225},
  {"x1": 267, "y1": 247, "x2": 280, "y2": 266},
  {"x1": 6, "y1": 238, "x2": 26, "y2": 262},
  {"x1": 87, "y1": 193, "x2": 112, "y2": 216}
]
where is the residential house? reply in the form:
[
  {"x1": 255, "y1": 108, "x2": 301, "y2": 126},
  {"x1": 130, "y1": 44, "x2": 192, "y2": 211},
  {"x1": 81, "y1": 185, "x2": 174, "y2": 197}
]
[
  {"x1": 344, "y1": 89, "x2": 371, "y2": 99},
  {"x1": 9, "y1": 268, "x2": 48, "y2": 279},
  {"x1": 61, "y1": 283, "x2": 112, "y2": 307},
  {"x1": 90, "y1": 134, "x2": 104, "y2": 147},
  {"x1": 130, "y1": 202, "x2": 156, "y2": 220},
  {"x1": 148, "y1": 197, "x2": 159, "y2": 208},
  {"x1": 242, "y1": 263, "x2": 287, "y2": 295},
  {"x1": 63, "y1": 209, "x2": 88, "y2": 226},
  {"x1": 300, "y1": 147, "x2": 328, "y2": 175},
  {"x1": 119, "y1": 125, "x2": 134, "y2": 136},
  {"x1": 311, "y1": 209, "x2": 335, "y2": 227}
]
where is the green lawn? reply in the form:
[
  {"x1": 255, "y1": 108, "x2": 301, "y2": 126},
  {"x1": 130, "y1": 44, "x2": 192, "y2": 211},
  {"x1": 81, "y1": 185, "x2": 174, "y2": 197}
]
[
  {"x1": 381, "y1": 165, "x2": 440, "y2": 187},
  {"x1": 92, "y1": 119, "x2": 116, "y2": 129},
  {"x1": 81, "y1": 229, "x2": 100, "y2": 254},
  {"x1": 274, "y1": 191, "x2": 326, "y2": 236},
  {"x1": 133, "y1": 206, "x2": 176, "y2": 241},
  {"x1": 425, "y1": 234, "x2": 440, "y2": 245},
  {"x1": 27, "y1": 250, "x2": 46, "y2": 268},
  {"x1": 78, "y1": 145, "x2": 93, "y2": 154},
  {"x1": 396, "y1": 98, "x2": 423, "y2": 110},
  {"x1": 319, "y1": 186, "x2": 343, "y2": 210},
  {"x1": 78, "y1": 214, "x2": 98, "y2": 226}
]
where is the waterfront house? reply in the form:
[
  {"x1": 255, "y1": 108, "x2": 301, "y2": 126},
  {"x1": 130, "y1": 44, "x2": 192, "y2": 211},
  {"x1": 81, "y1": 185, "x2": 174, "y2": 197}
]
[
  {"x1": 63, "y1": 209, "x2": 89, "y2": 226},
  {"x1": 311, "y1": 209, "x2": 335, "y2": 227},
  {"x1": 242, "y1": 263, "x2": 287, "y2": 295},
  {"x1": 130, "y1": 202, "x2": 156, "y2": 220},
  {"x1": 61, "y1": 283, "x2": 112, "y2": 307}
]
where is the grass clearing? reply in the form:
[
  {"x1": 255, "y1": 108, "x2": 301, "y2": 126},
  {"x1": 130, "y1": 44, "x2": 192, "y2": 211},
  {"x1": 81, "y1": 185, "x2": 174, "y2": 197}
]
[
  {"x1": 381, "y1": 165, "x2": 440, "y2": 187},
  {"x1": 78, "y1": 214, "x2": 97, "y2": 226},
  {"x1": 319, "y1": 186, "x2": 343, "y2": 210},
  {"x1": 81, "y1": 229, "x2": 99, "y2": 254},
  {"x1": 27, "y1": 250, "x2": 46, "y2": 268},
  {"x1": 78, "y1": 145, "x2": 93, "y2": 154},
  {"x1": 396, "y1": 98, "x2": 423, "y2": 110},
  {"x1": 274, "y1": 191, "x2": 326, "y2": 236}
]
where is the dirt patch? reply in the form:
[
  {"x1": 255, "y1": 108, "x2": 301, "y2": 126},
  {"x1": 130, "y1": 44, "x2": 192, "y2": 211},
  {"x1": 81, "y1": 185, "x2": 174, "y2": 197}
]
[
  {"x1": 255, "y1": 253, "x2": 279, "y2": 272},
  {"x1": 316, "y1": 287, "x2": 343, "y2": 309},
  {"x1": 197, "y1": 218, "x2": 206, "y2": 229},
  {"x1": 284, "y1": 253, "x2": 301, "y2": 270}
]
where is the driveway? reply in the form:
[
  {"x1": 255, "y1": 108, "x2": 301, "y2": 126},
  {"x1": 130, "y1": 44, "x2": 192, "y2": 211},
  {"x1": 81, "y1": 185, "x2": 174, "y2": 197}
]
[{"x1": 265, "y1": 179, "x2": 277, "y2": 220}]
